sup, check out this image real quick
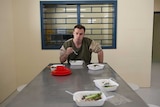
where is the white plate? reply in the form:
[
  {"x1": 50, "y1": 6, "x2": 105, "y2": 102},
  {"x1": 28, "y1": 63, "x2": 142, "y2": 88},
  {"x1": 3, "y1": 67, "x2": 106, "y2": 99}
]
[
  {"x1": 50, "y1": 64, "x2": 65, "y2": 71},
  {"x1": 87, "y1": 64, "x2": 105, "y2": 70},
  {"x1": 73, "y1": 91, "x2": 106, "y2": 106},
  {"x1": 93, "y1": 79, "x2": 119, "y2": 92},
  {"x1": 69, "y1": 60, "x2": 84, "y2": 66}
]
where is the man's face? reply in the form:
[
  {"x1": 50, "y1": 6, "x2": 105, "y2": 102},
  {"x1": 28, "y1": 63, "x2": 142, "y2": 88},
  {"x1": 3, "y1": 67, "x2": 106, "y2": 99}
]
[{"x1": 73, "y1": 28, "x2": 85, "y2": 43}]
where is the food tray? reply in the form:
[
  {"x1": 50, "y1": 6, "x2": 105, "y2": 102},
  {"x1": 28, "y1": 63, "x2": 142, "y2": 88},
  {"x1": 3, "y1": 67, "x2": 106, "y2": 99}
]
[
  {"x1": 73, "y1": 91, "x2": 107, "y2": 106},
  {"x1": 93, "y1": 79, "x2": 119, "y2": 91},
  {"x1": 87, "y1": 64, "x2": 105, "y2": 70}
]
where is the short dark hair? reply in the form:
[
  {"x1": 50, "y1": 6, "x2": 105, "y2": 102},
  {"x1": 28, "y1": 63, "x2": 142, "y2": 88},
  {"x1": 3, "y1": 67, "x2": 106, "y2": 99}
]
[{"x1": 74, "y1": 24, "x2": 85, "y2": 32}]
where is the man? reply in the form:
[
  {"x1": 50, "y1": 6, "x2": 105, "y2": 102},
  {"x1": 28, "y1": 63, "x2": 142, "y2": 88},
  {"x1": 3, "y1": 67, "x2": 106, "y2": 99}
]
[{"x1": 59, "y1": 24, "x2": 103, "y2": 64}]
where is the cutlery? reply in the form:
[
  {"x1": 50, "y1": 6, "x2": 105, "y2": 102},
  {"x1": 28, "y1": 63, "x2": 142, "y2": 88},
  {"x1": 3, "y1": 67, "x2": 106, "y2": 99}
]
[
  {"x1": 65, "y1": 90, "x2": 73, "y2": 95},
  {"x1": 73, "y1": 49, "x2": 78, "y2": 55},
  {"x1": 105, "y1": 95, "x2": 114, "y2": 101}
]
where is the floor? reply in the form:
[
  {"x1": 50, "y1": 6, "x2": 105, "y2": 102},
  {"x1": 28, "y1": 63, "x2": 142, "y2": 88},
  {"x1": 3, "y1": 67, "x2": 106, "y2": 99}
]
[
  {"x1": 1, "y1": 62, "x2": 160, "y2": 107},
  {"x1": 136, "y1": 62, "x2": 160, "y2": 106}
]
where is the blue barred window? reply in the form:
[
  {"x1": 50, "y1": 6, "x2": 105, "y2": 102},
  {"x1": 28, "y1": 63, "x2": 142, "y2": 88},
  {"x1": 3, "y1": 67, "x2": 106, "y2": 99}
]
[{"x1": 40, "y1": 1, "x2": 117, "y2": 49}]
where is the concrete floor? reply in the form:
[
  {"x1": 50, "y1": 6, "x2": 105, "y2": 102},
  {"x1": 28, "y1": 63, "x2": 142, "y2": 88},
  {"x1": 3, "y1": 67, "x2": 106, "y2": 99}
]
[{"x1": 136, "y1": 62, "x2": 160, "y2": 107}]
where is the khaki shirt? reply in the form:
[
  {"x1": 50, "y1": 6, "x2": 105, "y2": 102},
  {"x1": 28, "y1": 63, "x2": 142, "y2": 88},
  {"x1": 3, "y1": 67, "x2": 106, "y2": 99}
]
[{"x1": 60, "y1": 37, "x2": 102, "y2": 64}]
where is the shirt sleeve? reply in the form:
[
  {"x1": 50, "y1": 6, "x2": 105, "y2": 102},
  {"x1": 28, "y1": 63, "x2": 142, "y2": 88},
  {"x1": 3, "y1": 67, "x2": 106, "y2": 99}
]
[{"x1": 89, "y1": 40, "x2": 102, "y2": 53}]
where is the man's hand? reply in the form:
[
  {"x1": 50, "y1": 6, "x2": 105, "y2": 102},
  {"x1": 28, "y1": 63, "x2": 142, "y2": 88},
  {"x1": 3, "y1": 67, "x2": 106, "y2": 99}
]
[
  {"x1": 60, "y1": 47, "x2": 75, "y2": 63},
  {"x1": 66, "y1": 47, "x2": 74, "y2": 55}
]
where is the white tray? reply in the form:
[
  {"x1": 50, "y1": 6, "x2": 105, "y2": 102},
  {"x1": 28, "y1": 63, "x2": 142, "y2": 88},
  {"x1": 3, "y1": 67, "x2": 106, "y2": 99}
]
[{"x1": 93, "y1": 79, "x2": 119, "y2": 91}]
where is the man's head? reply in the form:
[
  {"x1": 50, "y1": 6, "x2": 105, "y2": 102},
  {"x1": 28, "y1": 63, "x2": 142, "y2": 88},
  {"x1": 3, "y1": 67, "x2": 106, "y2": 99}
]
[
  {"x1": 73, "y1": 24, "x2": 85, "y2": 44},
  {"x1": 73, "y1": 24, "x2": 86, "y2": 32}
]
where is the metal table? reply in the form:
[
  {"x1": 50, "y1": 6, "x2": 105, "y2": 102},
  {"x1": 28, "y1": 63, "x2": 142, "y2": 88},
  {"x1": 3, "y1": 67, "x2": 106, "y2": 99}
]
[{"x1": 6, "y1": 63, "x2": 148, "y2": 107}]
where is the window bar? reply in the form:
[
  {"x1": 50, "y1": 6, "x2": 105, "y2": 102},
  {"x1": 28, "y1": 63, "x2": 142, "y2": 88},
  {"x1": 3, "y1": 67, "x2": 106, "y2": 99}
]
[{"x1": 77, "y1": 5, "x2": 80, "y2": 24}]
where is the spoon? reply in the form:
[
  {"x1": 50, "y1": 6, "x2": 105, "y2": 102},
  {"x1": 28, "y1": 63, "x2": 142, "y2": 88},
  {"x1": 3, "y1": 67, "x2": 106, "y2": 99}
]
[
  {"x1": 65, "y1": 90, "x2": 73, "y2": 95},
  {"x1": 73, "y1": 49, "x2": 78, "y2": 55},
  {"x1": 105, "y1": 95, "x2": 114, "y2": 100}
]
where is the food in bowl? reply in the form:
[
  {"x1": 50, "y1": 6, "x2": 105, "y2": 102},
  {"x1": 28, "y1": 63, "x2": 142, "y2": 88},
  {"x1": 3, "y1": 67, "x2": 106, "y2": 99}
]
[
  {"x1": 87, "y1": 64, "x2": 105, "y2": 70},
  {"x1": 82, "y1": 93, "x2": 102, "y2": 101},
  {"x1": 93, "y1": 79, "x2": 119, "y2": 91},
  {"x1": 93, "y1": 64, "x2": 99, "y2": 67},
  {"x1": 73, "y1": 91, "x2": 106, "y2": 106}
]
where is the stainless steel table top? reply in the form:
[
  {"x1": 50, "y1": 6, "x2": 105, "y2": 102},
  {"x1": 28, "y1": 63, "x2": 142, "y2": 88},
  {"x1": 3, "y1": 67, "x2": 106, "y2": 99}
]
[{"x1": 6, "y1": 63, "x2": 148, "y2": 107}]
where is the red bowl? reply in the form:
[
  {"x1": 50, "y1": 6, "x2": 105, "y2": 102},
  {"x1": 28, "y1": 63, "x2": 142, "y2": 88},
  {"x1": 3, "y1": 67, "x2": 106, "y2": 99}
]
[{"x1": 51, "y1": 66, "x2": 72, "y2": 76}]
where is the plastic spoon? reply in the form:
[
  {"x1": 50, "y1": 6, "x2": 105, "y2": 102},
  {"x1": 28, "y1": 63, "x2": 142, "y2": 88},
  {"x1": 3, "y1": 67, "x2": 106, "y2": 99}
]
[
  {"x1": 73, "y1": 50, "x2": 78, "y2": 55},
  {"x1": 65, "y1": 90, "x2": 73, "y2": 95},
  {"x1": 105, "y1": 95, "x2": 114, "y2": 101}
]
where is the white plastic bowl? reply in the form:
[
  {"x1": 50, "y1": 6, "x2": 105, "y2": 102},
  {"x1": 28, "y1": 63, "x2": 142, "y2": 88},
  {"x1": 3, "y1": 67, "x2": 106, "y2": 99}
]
[
  {"x1": 69, "y1": 60, "x2": 84, "y2": 66},
  {"x1": 93, "y1": 79, "x2": 119, "y2": 92},
  {"x1": 73, "y1": 91, "x2": 107, "y2": 106},
  {"x1": 87, "y1": 64, "x2": 105, "y2": 70}
]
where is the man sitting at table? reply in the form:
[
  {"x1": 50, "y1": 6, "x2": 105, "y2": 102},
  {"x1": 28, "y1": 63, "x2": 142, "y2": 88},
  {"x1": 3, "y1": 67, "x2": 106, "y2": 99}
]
[{"x1": 59, "y1": 24, "x2": 104, "y2": 64}]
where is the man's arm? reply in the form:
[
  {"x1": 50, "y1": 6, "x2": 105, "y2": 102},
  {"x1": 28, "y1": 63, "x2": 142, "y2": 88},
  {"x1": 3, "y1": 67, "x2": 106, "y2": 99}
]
[
  {"x1": 97, "y1": 50, "x2": 103, "y2": 63},
  {"x1": 60, "y1": 51, "x2": 69, "y2": 63},
  {"x1": 89, "y1": 40, "x2": 104, "y2": 63},
  {"x1": 59, "y1": 46, "x2": 74, "y2": 63}
]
